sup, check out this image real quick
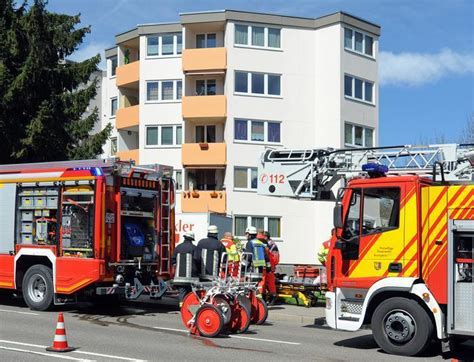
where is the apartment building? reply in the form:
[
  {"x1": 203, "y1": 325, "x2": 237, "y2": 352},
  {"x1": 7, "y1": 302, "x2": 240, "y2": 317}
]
[{"x1": 101, "y1": 10, "x2": 380, "y2": 265}]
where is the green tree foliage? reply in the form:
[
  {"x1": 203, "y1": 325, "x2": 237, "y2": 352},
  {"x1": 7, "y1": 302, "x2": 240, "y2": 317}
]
[{"x1": 0, "y1": 0, "x2": 111, "y2": 164}]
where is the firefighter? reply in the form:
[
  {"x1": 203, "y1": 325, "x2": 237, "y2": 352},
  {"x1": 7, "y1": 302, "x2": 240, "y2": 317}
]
[
  {"x1": 245, "y1": 227, "x2": 271, "y2": 295},
  {"x1": 263, "y1": 231, "x2": 279, "y2": 305},
  {"x1": 220, "y1": 232, "x2": 239, "y2": 277},
  {"x1": 194, "y1": 225, "x2": 226, "y2": 280},
  {"x1": 317, "y1": 229, "x2": 335, "y2": 266},
  {"x1": 171, "y1": 231, "x2": 197, "y2": 306}
]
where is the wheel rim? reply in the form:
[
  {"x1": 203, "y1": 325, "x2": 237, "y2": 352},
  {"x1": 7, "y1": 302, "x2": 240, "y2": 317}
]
[
  {"x1": 197, "y1": 307, "x2": 222, "y2": 336},
  {"x1": 28, "y1": 274, "x2": 47, "y2": 303},
  {"x1": 180, "y1": 292, "x2": 201, "y2": 328},
  {"x1": 256, "y1": 298, "x2": 268, "y2": 325},
  {"x1": 231, "y1": 303, "x2": 250, "y2": 333},
  {"x1": 383, "y1": 310, "x2": 416, "y2": 344}
]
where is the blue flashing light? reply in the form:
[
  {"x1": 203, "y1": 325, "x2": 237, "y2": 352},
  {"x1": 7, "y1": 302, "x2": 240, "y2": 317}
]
[
  {"x1": 91, "y1": 167, "x2": 103, "y2": 176},
  {"x1": 362, "y1": 163, "x2": 388, "y2": 177},
  {"x1": 72, "y1": 166, "x2": 103, "y2": 176}
]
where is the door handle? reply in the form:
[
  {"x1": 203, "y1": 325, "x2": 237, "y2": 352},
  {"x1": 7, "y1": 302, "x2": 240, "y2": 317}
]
[{"x1": 388, "y1": 262, "x2": 402, "y2": 273}]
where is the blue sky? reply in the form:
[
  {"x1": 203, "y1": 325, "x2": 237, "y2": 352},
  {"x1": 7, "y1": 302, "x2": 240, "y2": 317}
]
[{"x1": 48, "y1": 0, "x2": 474, "y2": 146}]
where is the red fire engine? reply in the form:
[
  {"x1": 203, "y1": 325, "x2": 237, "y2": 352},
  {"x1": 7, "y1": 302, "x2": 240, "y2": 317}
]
[
  {"x1": 258, "y1": 144, "x2": 474, "y2": 356},
  {"x1": 0, "y1": 159, "x2": 175, "y2": 310}
]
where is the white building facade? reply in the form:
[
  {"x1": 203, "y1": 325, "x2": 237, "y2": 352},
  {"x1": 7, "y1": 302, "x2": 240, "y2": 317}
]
[{"x1": 101, "y1": 10, "x2": 380, "y2": 265}]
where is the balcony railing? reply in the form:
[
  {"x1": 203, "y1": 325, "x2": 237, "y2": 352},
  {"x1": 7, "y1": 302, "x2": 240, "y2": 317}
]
[
  {"x1": 116, "y1": 149, "x2": 139, "y2": 164},
  {"x1": 181, "y1": 190, "x2": 226, "y2": 213},
  {"x1": 116, "y1": 61, "x2": 139, "y2": 88},
  {"x1": 116, "y1": 105, "x2": 139, "y2": 130},
  {"x1": 182, "y1": 95, "x2": 226, "y2": 120},
  {"x1": 182, "y1": 143, "x2": 226, "y2": 167},
  {"x1": 182, "y1": 48, "x2": 226, "y2": 73}
]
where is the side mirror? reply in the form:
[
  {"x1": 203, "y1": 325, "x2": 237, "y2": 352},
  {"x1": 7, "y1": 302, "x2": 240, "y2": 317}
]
[{"x1": 333, "y1": 204, "x2": 343, "y2": 229}]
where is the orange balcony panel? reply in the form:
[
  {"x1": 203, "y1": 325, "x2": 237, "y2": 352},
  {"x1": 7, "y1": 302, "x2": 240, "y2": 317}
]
[
  {"x1": 182, "y1": 143, "x2": 226, "y2": 167},
  {"x1": 182, "y1": 48, "x2": 226, "y2": 73},
  {"x1": 117, "y1": 149, "x2": 139, "y2": 164},
  {"x1": 181, "y1": 191, "x2": 226, "y2": 213},
  {"x1": 182, "y1": 95, "x2": 226, "y2": 120},
  {"x1": 116, "y1": 105, "x2": 139, "y2": 129},
  {"x1": 116, "y1": 61, "x2": 139, "y2": 87}
]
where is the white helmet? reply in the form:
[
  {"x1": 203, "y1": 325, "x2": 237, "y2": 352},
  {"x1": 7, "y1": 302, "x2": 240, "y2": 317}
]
[
  {"x1": 208, "y1": 225, "x2": 219, "y2": 234},
  {"x1": 183, "y1": 231, "x2": 195, "y2": 240},
  {"x1": 245, "y1": 226, "x2": 257, "y2": 235}
]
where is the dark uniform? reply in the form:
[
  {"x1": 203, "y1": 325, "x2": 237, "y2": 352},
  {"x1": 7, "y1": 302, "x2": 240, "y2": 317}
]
[
  {"x1": 172, "y1": 239, "x2": 197, "y2": 304},
  {"x1": 194, "y1": 235, "x2": 226, "y2": 279}
]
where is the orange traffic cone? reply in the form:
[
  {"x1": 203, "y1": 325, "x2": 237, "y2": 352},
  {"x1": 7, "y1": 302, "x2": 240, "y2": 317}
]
[{"x1": 46, "y1": 312, "x2": 75, "y2": 352}]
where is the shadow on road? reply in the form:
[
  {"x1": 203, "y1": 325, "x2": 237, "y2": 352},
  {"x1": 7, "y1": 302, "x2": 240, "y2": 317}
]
[
  {"x1": 0, "y1": 292, "x2": 180, "y2": 317},
  {"x1": 333, "y1": 334, "x2": 474, "y2": 359}
]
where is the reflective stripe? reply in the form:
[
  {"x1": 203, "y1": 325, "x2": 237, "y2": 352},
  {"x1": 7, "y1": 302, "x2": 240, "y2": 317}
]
[
  {"x1": 54, "y1": 335, "x2": 67, "y2": 342},
  {"x1": 56, "y1": 322, "x2": 65, "y2": 329}
]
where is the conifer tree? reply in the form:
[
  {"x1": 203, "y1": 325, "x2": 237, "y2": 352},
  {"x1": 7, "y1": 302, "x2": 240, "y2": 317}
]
[{"x1": 0, "y1": 0, "x2": 111, "y2": 164}]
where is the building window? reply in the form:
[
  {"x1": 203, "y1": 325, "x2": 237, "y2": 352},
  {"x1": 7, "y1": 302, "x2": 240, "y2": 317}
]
[
  {"x1": 177, "y1": 81, "x2": 182, "y2": 99},
  {"x1": 110, "y1": 137, "x2": 117, "y2": 156},
  {"x1": 174, "y1": 170, "x2": 183, "y2": 191},
  {"x1": 110, "y1": 56, "x2": 117, "y2": 77},
  {"x1": 110, "y1": 97, "x2": 117, "y2": 117},
  {"x1": 344, "y1": 75, "x2": 374, "y2": 104},
  {"x1": 252, "y1": 26, "x2": 265, "y2": 47},
  {"x1": 234, "y1": 167, "x2": 258, "y2": 190},
  {"x1": 196, "y1": 125, "x2": 216, "y2": 143},
  {"x1": 234, "y1": 24, "x2": 281, "y2": 49},
  {"x1": 234, "y1": 71, "x2": 281, "y2": 97},
  {"x1": 196, "y1": 33, "x2": 216, "y2": 48},
  {"x1": 344, "y1": 27, "x2": 374, "y2": 57},
  {"x1": 146, "y1": 80, "x2": 182, "y2": 102},
  {"x1": 145, "y1": 125, "x2": 182, "y2": 147},
  {"x1": 146, "y1": 33, "x2": 182, "y2": 57},
  {"x1": 234, "y1": 216, "x2": 281, "y2": 238},
  {"x1": 344, "y1": 123, "x2": 374, "y2": 147},
  {"x1": 196, "y1": 79, "x2": 216, "y2": 96},
  {"x1": 234, "y1": 119, "x2": 281, "y2": 144}
]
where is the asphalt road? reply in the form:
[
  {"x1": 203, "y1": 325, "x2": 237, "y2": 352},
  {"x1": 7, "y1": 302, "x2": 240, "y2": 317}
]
[{"x1": 0, "y1": 294, "x2": 473, "y2": 361}]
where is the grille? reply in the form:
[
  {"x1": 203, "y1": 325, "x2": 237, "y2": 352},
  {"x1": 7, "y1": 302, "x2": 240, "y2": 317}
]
[{"x1": 341, "y1": 300, "x2": 363, "y2": 315}]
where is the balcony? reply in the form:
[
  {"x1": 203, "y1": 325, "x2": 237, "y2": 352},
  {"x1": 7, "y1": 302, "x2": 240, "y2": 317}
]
[
  {"x1": 116, "y1": 61, "x2": 139, "y2": 88},
  {"x1": 182, "y1": 95, "x2": 226, "y2": 120},
  {"x1": 117, "y1": 149, "x2": 139, "y2": 164},
  {"x1": 182, "y1": 143, "x2": 226, "y2": 167},
  {"x1": 182, "y1": 48, "x2": 226, "y2": 74},
  {"x1": 116, "y1": 105, "x2": 139, "y2": 130},
  {"x1": 181, "y1": 190, "x2": 226, "y2": 213}
]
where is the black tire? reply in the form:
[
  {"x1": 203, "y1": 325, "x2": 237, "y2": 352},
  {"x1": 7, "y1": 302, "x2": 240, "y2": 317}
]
[
  {"x1": 371, "y1": 297, "x2": 433, "y2": 356},
  {"x1": 22, "y1": 265, "x2": 54, "y2": 311}
]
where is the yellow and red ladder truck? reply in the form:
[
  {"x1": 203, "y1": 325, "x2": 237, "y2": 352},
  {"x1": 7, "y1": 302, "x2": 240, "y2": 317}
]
[
  {"x1": 0, "y1": 158, "x2": 175, "y2": 310},
  {"x1": 258, "y1": 144, "x2": 474, "y2": 356}
]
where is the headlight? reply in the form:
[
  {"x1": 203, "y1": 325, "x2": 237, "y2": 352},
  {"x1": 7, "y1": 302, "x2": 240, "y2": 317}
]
[{"x1": 326, "y1": 297, "x2": 332, "y2": 309}]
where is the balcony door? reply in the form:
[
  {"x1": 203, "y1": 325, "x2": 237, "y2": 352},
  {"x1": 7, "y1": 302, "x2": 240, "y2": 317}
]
[
  {"x1": 196, "y1": 125, "x2": 216, "y2": 143},
  {"x1": 196, "y1": 79, "x2": 216, "y2": 96},
  {"x1": 196, "y1": 33, "x2": 216, "y2": 48}
]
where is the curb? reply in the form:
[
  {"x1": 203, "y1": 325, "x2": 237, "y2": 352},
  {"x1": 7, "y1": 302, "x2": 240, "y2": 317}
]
[{"x1": 269, "y1": 313, "x2": 318, "y2": 324}]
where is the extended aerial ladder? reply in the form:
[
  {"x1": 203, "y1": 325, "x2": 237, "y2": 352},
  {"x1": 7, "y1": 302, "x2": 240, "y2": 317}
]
[{"x1": 258, "y1": 143, "x2": 474, "y2": 200}]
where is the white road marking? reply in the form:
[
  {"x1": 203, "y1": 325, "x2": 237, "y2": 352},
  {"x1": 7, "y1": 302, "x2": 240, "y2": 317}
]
[
  {"x1": 152, "y1": 326, "x2": 188, "y2": 333},
  {"x1": 0, "y1": 345, "x2": 91, "y2": 361},
  {"x1": 0, "y1": 340, "x2": 143, "y2": 361},
  {"x1": 0, "y1": 309, "x2": 40, "y2": 316},
  {"x1": 151, "y1": 326, "x2": 301, "y2": 345},
  {"x1": 228, "y1": 335, "x2": 301, "y2": 345}
]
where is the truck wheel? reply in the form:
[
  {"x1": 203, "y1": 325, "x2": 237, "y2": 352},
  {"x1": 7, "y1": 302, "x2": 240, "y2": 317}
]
[
  {"x1": 371, "y1": 297, "x2": 433, "y2": 356},
  {"x1": 22, "y1": 265, "x2": 54, "y2": 311}
]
